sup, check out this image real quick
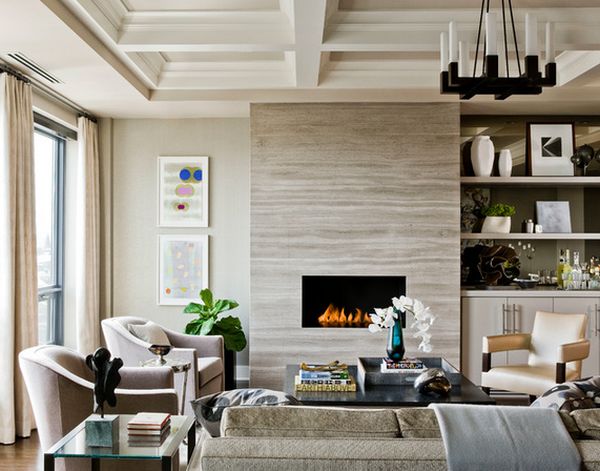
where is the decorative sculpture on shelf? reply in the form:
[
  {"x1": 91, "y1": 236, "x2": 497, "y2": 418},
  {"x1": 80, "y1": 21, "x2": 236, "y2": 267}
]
[
  {"x1": 571, "y1": 145, "x2": 600, "y2": 176},
  {"x1": 85, "y1": 347, "x2": 123, "y2": 418},
  {"x1": 477, "y1": 244, "x2": 521, "y2": 286}
]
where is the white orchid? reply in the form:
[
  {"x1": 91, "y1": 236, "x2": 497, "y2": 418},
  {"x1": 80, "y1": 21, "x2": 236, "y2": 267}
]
[{"x1": 373, "y1": 296, "x2": 436, "y2": 353}]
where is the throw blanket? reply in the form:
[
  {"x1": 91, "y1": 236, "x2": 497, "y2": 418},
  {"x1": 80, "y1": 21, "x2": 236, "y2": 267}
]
[{"x1": 430, "y1": 404, "x2": 580, "y2": 471}]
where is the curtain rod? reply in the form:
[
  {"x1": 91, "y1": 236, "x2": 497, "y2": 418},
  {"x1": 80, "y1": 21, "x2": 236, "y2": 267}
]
[{"x1": 0, "y1": 60, "x2": 97, "y2": 123}]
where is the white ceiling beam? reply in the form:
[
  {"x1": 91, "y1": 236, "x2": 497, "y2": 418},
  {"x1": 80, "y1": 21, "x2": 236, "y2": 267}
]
[
  {"x1": 293, "y1": 0, "x2": 327, "y2": 87},
  {"x1": 556, "y1": 51, "x2": 600, "y2": 87},
  {"x1": 158, "y1": 70, "x2": 294, "y2": 89}
]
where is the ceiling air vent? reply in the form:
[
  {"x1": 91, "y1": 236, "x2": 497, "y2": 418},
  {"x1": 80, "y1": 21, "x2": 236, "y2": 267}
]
[{"x1": 7, "y1": 53, "x2": 62, "y2": 84}]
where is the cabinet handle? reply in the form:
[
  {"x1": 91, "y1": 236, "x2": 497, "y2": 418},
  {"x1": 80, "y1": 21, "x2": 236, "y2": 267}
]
[
  {"x1": 512, "y1": 304, "x2": 517, "y2": 333},
  {"x1": 502, "y1": 304, "x2": 510, "y2": 334},
  {"x1": 596, "y1": 304, "x2": 599, "y2": 337}
]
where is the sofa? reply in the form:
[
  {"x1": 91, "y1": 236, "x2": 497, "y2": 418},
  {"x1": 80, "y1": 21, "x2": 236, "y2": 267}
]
[{"x1": 187, "y1": 405, "x2": 600, "y2": 470}]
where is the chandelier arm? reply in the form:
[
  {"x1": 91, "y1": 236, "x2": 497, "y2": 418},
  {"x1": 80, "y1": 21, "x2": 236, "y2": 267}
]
[
  {"x1": 473, "y1": 0, "x2": 486, "y2": 77},
  {"x1": 502, "y1": 0, "x2": 510, "y2": 77},
  {"x1": 508, "y1": 0, "x2": 522, "y2": 76},
  {"x1": 483, "y1": 0, "x2": 491, "y2": 76}
]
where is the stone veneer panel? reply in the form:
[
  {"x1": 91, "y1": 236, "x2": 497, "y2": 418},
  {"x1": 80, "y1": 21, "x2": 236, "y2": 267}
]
[{"x1": 250, "y1": 103, "x2": 460, "y2": 389}]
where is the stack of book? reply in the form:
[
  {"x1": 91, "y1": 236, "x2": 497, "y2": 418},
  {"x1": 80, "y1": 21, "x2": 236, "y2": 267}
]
[
  {"x1": 295, "y1": 363, "x2": 356, "y2": 392},
  {"x1": 127, "y1": 412, "x2": 171, "y2": 447},
  {"x1": 380, "y1": 358, "x2": 427, "y2": 373}
]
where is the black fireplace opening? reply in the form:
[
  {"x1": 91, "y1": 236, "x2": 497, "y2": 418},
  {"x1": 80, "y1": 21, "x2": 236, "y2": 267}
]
[{"x1": 302, "y1": 275, "x2": 406, "y2": 328}]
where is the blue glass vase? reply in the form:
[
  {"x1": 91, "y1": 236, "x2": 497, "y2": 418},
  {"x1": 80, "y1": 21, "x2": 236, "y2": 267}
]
[{"x1": 386, "y1": 311, "x2": 406, "y2": 362}]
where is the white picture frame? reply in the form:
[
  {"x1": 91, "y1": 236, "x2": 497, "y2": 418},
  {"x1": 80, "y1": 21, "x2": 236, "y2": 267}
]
[
  {"x1": 527, "y1": 123, "x2": 575, "y2": 176},
  {"x1": 158, "y1": 234, "x2": 209, "y2": 305},
  {"x1": 158, "y1": 156, "x2": 209, "y2": 227}
]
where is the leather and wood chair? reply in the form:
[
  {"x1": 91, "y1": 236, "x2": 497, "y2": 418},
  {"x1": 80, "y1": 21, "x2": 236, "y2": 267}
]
[
  {"x1": 102, "y1": 316, "x2": 224, "y2": 415},
  {"x1": 481, "y1": 311, "x2": 590, "y2": 399}
]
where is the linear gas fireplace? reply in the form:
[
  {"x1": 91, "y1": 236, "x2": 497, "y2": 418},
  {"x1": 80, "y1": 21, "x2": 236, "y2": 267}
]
[{"x1": 302, "y1": 275, "x2": 406, "y2": 328}]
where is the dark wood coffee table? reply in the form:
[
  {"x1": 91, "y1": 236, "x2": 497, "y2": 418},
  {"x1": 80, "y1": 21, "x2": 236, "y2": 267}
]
[{"x1": 284, "y1": 357, "x2": 494, "y2": 407}]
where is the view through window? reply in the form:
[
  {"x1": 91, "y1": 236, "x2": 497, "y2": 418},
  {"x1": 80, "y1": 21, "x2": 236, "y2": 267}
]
[{"x1": 34, "y1": 128, "x2": 65, "y2": 345}]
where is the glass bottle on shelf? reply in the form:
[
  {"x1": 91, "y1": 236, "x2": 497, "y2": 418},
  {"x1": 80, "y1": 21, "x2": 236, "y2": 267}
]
[
  {"x1": 557, "y1": 249, "x2": 566, "y2": 289},
  {"x1": 572, "y1": 251, "x2": 583, "y2": 290},
  {"x1": 562, "y1": 249, "x2": 573, "y2": 290}
]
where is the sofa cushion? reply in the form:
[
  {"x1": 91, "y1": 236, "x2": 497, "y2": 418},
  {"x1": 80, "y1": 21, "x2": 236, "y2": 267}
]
[
  {"x1": 395, "y1": 407, "x2": 580, "y2": 440},
  {"x1": 191, "y1": 389, "x2": 299, "y2": 437},
  {"x1": 128, "y1": 321, "x2": 171, "y2": 346},
  {"x1": 571, "y1": 409, "x2": 600, "y2": 440},
  {"x1": 532, "y1": 376, "x2": 600, "y2": 413},
  {"x1": 197, "y1": 357, "x2": 223, "y2": 387},
  {"x1": 221, "y1": 405, "x2": 400, "y2": 439}
]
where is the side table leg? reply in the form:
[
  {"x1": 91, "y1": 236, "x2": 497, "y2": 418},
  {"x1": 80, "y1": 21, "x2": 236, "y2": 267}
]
[
  {"x1": 162, "y1": 456, "x2": 172, "y2": 471},
  {"x1": 187, "y1": 424, "x2": 196, "y2": 462},
  {"x1": 43, "y1": 453, "x2": 55, "y2": 471},
  {"x1": 181, "y1": 368, "x2": 189, "y2": 415},
  {"x1": 92, "y1": 458, "x2": 101, "y2": 471}
]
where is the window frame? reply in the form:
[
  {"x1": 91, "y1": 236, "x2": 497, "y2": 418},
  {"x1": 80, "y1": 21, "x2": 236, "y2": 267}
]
[{"x1": 35, "y1": 125, "x2": 66, "y2": 345}]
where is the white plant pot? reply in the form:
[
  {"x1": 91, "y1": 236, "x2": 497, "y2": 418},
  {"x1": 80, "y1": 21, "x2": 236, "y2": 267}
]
[
  {"x1": 481, "y1": 216, "x2": 511, "y2": 233},
  {"x1": 498, "y1": 149, "x2": 513, "y2": 177},
  {"x1": 471, "y1": 136, "x2": 495, "y2": 177}
]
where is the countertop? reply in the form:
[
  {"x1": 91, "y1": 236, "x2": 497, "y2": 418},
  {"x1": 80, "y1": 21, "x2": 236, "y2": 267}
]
[{"x1": 461, "y1": 286, "x2": 600, "y2": 297}]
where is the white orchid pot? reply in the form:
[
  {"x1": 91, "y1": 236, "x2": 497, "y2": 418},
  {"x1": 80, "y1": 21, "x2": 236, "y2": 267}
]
[
  {"x1": 471, "y1": 136, "x2": 495, "y2": 177},
  {"x1": 481, "y1": 216, "x2": 511, "y2": 233}
]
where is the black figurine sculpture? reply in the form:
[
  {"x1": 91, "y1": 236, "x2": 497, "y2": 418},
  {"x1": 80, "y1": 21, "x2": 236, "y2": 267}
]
[{"x1": 85, "y1": 347, "x2": 123, "y2": 418}]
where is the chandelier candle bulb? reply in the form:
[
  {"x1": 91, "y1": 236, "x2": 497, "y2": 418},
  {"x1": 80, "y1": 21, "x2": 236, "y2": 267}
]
[
  {"x1": 449, "y1": 21, "x2": 458, "y2": 63},
  {"x1": 525, "y1": 13, "x2": 538, "y2": 56},
  {"x1": 485, "y1": 12, "x2": 497, "y2": 56},
  {"x1": 440, "y1": 32, "x2": 449, "y2": 71},
  {"x1": 546, "y1": 22, "x2": 555, "y2": 63},
  {"x1": 459, "y1": 41, "x2": 470, "y2": 77}
]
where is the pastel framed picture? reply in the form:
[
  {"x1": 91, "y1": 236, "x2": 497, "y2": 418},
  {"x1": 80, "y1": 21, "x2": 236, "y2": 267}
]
[{"x1": 157, "y1": 156, "x2": 209, "y2": 227}]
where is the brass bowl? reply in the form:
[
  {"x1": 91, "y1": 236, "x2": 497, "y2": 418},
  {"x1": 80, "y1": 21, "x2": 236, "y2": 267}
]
[{"x1": 148, "y1": 344, "x2": 172, "y2": 364}]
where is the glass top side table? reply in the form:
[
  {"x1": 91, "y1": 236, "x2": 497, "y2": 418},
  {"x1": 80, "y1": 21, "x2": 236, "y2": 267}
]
[
  {"x1": 141, "y1": 358, "x2": 192, "y2": 415},
  {"x1": 44, "y1": 414, "x2": 195, "y2": 471}
]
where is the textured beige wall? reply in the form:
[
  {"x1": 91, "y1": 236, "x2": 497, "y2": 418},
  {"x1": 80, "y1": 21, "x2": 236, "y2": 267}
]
[
  {"x1": 250, "y1": 103, "x2": 461, "y2": 388},
  {"x1": 111, "y1": 118, "x2": 251, "y2": 370}
]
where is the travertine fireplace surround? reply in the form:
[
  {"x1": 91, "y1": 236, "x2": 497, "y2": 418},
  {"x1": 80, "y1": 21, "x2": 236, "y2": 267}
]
[{"x1": 250, "y1": 103, "x2": 460, "y2": 388}]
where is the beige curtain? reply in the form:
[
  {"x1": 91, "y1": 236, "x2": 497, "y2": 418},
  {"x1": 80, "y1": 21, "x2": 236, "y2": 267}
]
[
  {"x1": 0, "y1": 73, "x2": 38, "y2": 444},
  {"x1": 75, "y1": 117, "x2": 100, "y2": 354}
]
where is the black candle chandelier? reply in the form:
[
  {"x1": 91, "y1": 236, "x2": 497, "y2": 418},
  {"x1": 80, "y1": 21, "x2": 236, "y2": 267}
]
[{"x1": 440, "y1": 0, "x2": 556, "y2": 100}]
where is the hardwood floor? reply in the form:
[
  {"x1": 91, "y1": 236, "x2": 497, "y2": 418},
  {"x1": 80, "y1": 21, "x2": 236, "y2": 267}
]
[{"x1": 0, "y1": 431, "x2": 42, "y2": 470}]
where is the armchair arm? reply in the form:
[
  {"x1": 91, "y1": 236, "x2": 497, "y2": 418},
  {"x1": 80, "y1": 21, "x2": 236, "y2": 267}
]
[
  {"x1": 118, "y1": 366, "x2": 174, "y2": 390},
  {"x1": 113, "y1": 388, "x2": 178, "y2": 415},
  {"x1": 164, "y1": 329, "x2": 224, "y2": 359},
  {"x1": 558, "y1": 339, "x2": 590, "y2": 363},
  {"x1": 483, "y1": 333, "x2": 531, "y2": 354}
]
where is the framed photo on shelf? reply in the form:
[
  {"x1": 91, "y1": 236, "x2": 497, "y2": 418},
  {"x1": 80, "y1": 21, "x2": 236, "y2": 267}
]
[
  {"x1": 157, "y1": 156, "x2": 209, "y2": 227},
  {"x1": 535, "y1": 201, "x2": 572, "y2": 233},
  {"x1": 526, "y1": 123, "x2": 575, "y2": 176},
  {"x1": 158, "y1": 234, "x2": 209, "y2": 305}
]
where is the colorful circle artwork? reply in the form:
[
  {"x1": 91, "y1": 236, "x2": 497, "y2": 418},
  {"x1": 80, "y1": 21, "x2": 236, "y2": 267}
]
[
  {"x1": 179, "y1": 168, "x2": 191, "y2": 181},
  {"x1": 175, "y1": 184, "x2": 194, "y2": 197},
  {"x1": 193, "y1": 169, "x2": 203, "y2": 181},
  {"x1": 174, "y1": 202, "x2": 189, "y2": 211}
]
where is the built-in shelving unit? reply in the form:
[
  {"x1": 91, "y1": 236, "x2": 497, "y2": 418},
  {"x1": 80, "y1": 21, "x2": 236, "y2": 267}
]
[
  {"x1": 461, "y1": 233, "x2": 600, "y2": 240},
  {"x1": 461, "y1": 176, "x2": 600, "y2": 187}
]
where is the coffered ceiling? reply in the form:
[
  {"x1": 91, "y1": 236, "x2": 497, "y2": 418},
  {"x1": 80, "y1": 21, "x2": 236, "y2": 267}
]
[{"x1": 2, "y1": 0, "x2": 600, "y2": 117}]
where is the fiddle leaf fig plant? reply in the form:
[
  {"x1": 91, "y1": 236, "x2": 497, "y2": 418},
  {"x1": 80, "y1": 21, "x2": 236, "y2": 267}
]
[{"x1": 184, "y1": 288, "x2": 247, "y2": 352}]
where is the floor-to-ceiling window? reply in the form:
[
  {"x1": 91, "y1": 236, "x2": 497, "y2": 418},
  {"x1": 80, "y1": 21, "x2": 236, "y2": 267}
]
[{"x1": 34, "y1": 127, "x2": 65, "y2": 345}]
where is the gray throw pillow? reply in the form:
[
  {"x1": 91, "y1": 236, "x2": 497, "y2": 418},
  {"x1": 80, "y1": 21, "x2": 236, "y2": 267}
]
[
  {"x1": 531, "y1": 377, "x2": 600, "y2": 412},
  {"x1": 191, "y1": 388, "x2": 299, "y2": 437},
  {"x1": 128, "y1": 322, "x2": 171, "y2": 346}
]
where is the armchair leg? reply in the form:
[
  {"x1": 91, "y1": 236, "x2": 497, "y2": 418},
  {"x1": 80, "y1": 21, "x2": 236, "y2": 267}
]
[
  {"x1": 482, "y1": 387, "x2": 490, "y2": 395},
  {"x1": 529, "y1": 395, "x2": 537, "y2": 404},
  {"x1": 556, "y1": 363, "x2": 566, "y2": 384},
  {"x1": 482, "y1": 353, "x2": 491, "y2": 373}
]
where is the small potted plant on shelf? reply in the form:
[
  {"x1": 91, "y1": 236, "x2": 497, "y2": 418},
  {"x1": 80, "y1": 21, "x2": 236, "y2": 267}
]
[
  {"x1": 480, "y1": 203, "x2": 515, "y2": 234},
  {"x1": 183, "y1": 288, "x2": 247, "y2": 390}
]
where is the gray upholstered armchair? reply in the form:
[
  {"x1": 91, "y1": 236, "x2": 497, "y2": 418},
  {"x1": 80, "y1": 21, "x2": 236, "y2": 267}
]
[
  {"x1": 102, "y1": 316, "x2": 224, "y2": 415},
  {"x1": 19, "y1": 345, "x2": 178, "y2": 471}
]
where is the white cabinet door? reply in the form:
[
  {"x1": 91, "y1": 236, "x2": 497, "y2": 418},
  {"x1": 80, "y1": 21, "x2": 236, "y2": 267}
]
[
  {"x1": 461, "y1": 297, "x2": 508, "y2": 385},
  {"x1": 552, "y1": 297, "x2": 600, "y2": 378},
  {"x1": 507, "y1": 297, "x2": 554, "y2": 365}
]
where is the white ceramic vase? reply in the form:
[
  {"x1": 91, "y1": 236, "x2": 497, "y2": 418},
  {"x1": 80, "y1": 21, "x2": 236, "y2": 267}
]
[
  {"x1": 471, "y1": 136, "x2": 495, "y2": 177},
  {"x1": 498, "y1": 149, "x2": 513, "y2": 177},
  {"x1": 481, "y1": 216, "x2": 511, "y2": 233}
]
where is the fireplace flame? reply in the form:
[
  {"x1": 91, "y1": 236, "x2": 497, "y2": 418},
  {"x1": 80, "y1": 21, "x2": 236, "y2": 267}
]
[{"x1": 317, "y1": 304, "x2": 372, "y2": 327}]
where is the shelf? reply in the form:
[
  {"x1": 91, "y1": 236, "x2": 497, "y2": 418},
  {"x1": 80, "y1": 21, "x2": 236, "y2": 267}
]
[
  {"x1": 461, "y1": 233, "x2": 600, "y2": 240},
  {"x1": 461, "y1": 176, "x2": 600, "y2": 187}
]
